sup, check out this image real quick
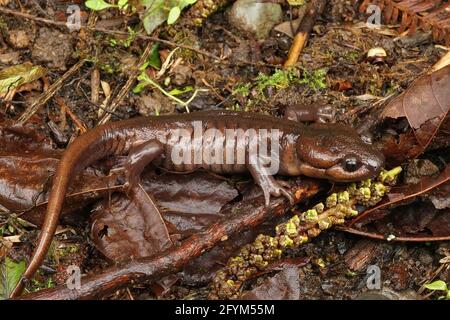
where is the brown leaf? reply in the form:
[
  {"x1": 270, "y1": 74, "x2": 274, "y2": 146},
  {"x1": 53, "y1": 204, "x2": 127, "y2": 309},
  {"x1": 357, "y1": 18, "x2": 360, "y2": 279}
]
[
  {"x1": 360, "y1": 0, "x2": 450, "y2": 45},
  {"x1": 0, "y1": 123, "x2": 116, "y2": 226},
  {"x1": 240, "y1": 266, "x2": 301, "y2": 300},
  {"x1": 381, "y1": 64, "x2": 450, "y2": 162},
  {"x1": 350, "y1": 164, "x2": 450, "y2": 227},
  {"x1": 90, "y1": 185, "x2": 173, "y2": 263},
  {"x1": 90, "y1": 172, "x2": 239, "y2": 262}
]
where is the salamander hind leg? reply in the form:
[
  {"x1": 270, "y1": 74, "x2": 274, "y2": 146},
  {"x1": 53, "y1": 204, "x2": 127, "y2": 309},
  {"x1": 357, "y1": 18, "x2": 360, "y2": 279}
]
[
  {"x1": 122, "y1": 140, "x2": 173, "y2": 250},
  {"x1": 123, "y1": 140, "x2": 164, "y2": 191}
]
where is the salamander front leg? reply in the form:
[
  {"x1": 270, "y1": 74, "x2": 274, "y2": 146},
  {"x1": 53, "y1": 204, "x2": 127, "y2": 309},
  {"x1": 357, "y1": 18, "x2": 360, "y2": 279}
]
[{"x1": 247, "y1": 161, "x2": 294, "y2": 206}]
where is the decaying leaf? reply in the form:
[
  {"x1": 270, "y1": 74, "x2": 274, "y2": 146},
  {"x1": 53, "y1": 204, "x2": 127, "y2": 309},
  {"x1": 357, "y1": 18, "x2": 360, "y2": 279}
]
[
  {"x1": 380, "y1": 64, "x2": 450, "y2": 164},
  {"x1": 360, "y1": 0, "x2": 450, "y2": 45},
  {"x1": 0, "y1": 62, "x2": 46, "y2": 99},
  {"x1": 342, "y1": 164, "x2": 450, "y2": 240},
  {"x1": 240, "y1": 266, "x2": 301, "y2": 300},
  {"x1": 350, "y1": 164, "x2": 450, "y2": 227},
  {"x1": 90, "y1": 171, "x2": 239, "y2": 262},
  {"x1": 0, "y1": 257, "x2": 25, "y2": 300},
  {"x1": 90, "y1": 189, "x2": 173, "y2": 263}
]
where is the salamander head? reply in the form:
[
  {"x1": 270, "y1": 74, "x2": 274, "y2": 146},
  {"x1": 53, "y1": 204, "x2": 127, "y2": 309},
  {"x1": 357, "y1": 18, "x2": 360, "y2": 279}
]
[{"x1": 296, "y1": 124, "x2": 385, "y2": 182}]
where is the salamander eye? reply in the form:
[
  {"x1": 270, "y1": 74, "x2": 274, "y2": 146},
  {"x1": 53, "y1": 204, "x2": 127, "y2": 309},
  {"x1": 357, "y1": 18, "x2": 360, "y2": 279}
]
[{"x1": 343, "y1": 156, "x2": 360, "y2": 172}]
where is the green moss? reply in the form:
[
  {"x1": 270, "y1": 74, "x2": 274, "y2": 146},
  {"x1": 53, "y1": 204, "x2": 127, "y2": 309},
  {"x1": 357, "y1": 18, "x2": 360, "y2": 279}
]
[{"x1": 345, "y1": 51, "x2": 359, "y2": 61}]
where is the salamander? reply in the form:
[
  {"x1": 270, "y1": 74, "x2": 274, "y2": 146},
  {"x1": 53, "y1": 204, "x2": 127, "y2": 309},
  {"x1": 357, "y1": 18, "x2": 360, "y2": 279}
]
[{"x1": 10, "y1": 110, "x2": 384, "y2": 297}]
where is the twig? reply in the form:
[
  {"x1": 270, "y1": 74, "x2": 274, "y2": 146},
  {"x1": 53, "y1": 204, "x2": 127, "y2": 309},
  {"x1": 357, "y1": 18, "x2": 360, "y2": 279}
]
[
  {"x1": 431, "y1": 50, "x2": 450, "y2": 73},
  {"x1": 16, "y1": 59, "x2": 86, "y2": 125},
  {"x1": 54, "y1": 97, "x2": 87, "y2": 133},
  {"x1": 97, "y1": 42, "x2": 153, "y2": 125},
  {"x1": 91, "y1": 68, "x2": 100, "y2": 105},
  {"x1": 284, "y1": 0, "x2": 326, "y2": 68},
  {"x1": 15, "y1": 181, "x2": 320, "y2": 300},
  {"x1": 0, "y1": 6, "x2": 276, "y2": 68},
  {"x1": 335, "y1": 225, "x2": 450, "y2": 242}
]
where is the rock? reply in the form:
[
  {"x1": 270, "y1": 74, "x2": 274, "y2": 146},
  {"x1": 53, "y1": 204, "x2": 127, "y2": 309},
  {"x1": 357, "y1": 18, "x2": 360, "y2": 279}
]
[
  {"x1": 135, "y1": 91, "x2": 174, "y2": 116},
  {"x1": 8, "y1": 29, "x2": 31, "y2": 49},
  {"x1": 0, "y1": 51, "x2": 21, "y2": 64},
  {"x1": 405, "y1": 159, "x2": 439, "y2": 185},
  {"x1": 32, "y1": 28, "x2": 74, "y2": 71},
  {"x1": 229, "y1": 0, "x2": 283, "y2": 39}
]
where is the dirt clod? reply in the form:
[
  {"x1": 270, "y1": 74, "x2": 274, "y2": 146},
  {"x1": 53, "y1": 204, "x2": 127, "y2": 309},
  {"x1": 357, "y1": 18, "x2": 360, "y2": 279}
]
[{"x1": 32, "y1": 28, "x2": 74, "y2": 71}]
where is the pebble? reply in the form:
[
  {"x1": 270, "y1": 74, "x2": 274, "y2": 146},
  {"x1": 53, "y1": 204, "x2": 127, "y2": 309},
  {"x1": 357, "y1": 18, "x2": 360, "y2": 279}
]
[
  {"x1": 229, "y1": 0, "x2": 283, "y2": 39},
  {"x1": 8, "y1": 29, "x2": 31, "y2": 49}
]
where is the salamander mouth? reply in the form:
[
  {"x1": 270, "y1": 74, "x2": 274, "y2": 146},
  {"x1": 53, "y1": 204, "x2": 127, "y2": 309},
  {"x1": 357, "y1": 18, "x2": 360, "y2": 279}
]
[{"x1": 298, "y1": 163, "x2": 378, "y2": 182}]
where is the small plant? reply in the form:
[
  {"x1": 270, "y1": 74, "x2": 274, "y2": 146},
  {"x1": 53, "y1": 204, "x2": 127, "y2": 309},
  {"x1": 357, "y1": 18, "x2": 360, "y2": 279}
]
[
  {"x1": 85, "y1": 0, "x2": 198, "y2": 34},
  {"x1": 30, "y1": 273, "x2": 55, "y2": 293},
  {"x1": 109, "y1": 27, "x2": 137, "y2": 48},
  {"x1": 298, "y1": 68, "x2": 327, "y2": 90},
  {"x1": 424, "y1": 280, "x2": 450, "y2": 300},
  {"x1": 85, "y1": 0, "x2": 129, "y2": 11},
  {"x1": 255, "y1": 69, "x2": 300, "y2": 94}
]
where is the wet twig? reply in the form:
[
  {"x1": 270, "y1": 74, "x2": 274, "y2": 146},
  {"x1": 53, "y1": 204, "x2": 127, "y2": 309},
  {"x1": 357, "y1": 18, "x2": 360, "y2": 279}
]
[
  {"x1": 284, "y1": 0, "x2": 326, "y2": 67},
  {"x1": 335, "y1": 225, "x2": 450, "y2": 242},
  {"x1": 16, "y1": 60, "x2": 86, "y2": 125}
]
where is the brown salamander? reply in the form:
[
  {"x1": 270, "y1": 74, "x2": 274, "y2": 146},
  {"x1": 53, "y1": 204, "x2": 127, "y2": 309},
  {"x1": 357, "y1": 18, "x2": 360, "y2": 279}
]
[{"x1": 10, "y1": 110, "x2": 384, "y2": 297}]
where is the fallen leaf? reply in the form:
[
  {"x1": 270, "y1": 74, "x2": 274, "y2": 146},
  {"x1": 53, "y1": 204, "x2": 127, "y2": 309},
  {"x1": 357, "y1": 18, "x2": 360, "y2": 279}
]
[
  {"x1": 381, "y1": 64, "x2": 450, "y2": 163},
  {"x1": 90, "y1": 171, "x2": 239, "y2": 262},
  {"x1": 240, "y1": 266, "x2": 301, "y2": 300},
  {"x1": 0, "y1": 257, "x2": 25, "y2": 300},
  {"x1": 0, "y1": 62, "x2": 46, "y2": 99},
  {"x1": 350, "y1": 164, "x2": 450, "y2": 227}
]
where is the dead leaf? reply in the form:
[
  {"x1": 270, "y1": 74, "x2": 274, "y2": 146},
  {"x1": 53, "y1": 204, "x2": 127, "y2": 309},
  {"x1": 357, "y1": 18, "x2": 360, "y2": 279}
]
[
  {"x1": 240, "y1": 266, "x2": 301, "y2": 300},
  {"x1": 381, "y1": 64, "x2": 450, "y2": 163},
  {"x1": 0, "y1": 62, "x2": 46, "y2": 99},
  {"x1": 90, "y1": 171, "x2": 239, "y2": 262},
  {"x1": 350, "y1": 164, "x2": 450, "y2": 227}
]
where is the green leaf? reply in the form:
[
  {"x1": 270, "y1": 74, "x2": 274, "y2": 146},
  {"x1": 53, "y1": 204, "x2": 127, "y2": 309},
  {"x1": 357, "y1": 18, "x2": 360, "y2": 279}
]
[
  {"x1": 167, "y1": 6, "x2": 181, "y2": 25},
  {"x1": 424, "y1": 280, "x2": 448, "y2": 292},
  {"x1": 147, "y1": 44, "x2": 161, "y2": 70},
  {"x1": 118, "y1": 0, "x2": 128, "y2": 10},
  {"x1": 0, "y1": 62, "x2": 46, "y2": 96},
  {"x1": 179, "y1": 0, "x2": 197, "y2": 9},
  {"x1": 133, "y1": 72, "x2": 152, "y2": 93},
  {"x1": 140, "y1": 0, "x2": 167, "y2": 35},
  {"x1": 85, "y1": 0, "x2": 116, "y2": 11},
  {"x1": 168, "y1": 86, "x2": 193, "y2": 96},
  {"x1": 0, "y1": 258, "x2": 26, "y2": 299}
]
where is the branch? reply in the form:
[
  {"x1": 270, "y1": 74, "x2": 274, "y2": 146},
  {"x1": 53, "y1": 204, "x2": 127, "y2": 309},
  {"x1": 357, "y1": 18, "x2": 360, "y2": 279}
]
[{"x1": 284, "y1": 0, "x2": 326, "y2": 68}]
